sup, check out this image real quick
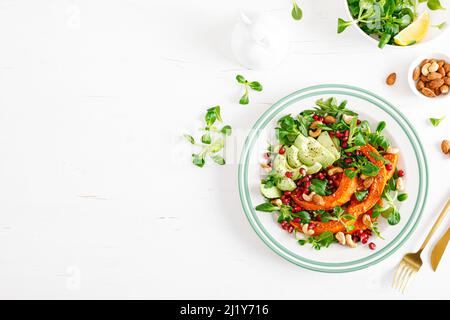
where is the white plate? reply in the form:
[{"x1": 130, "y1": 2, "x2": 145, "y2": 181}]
[{"x1": 238, "y1": 84, "x2": 428, "y2": 273}]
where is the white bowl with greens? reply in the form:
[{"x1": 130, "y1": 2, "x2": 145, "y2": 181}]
[{"x1": 339, "y1": 0, "x2": 449, "y2": 49}]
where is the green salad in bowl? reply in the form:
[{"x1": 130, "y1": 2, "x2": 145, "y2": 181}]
[{"x1": 338, "y1": 0, "x2": 447, "y2": 48}]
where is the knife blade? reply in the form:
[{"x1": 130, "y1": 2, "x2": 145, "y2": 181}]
[{"x1": 431, "y1": 227, "x2": 450, "y2": 271}]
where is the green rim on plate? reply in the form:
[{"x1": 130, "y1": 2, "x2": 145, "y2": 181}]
[{"x1": 238, "y1": 84, "x2": 428, "y2": 273}]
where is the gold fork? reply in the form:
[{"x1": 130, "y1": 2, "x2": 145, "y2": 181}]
[{"x1": 392, "y1": 199, "x2": 450, "y2": 293}]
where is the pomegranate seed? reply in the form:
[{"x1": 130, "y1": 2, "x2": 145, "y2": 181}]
[
  {"x1": 319, "y1": 116, "x2": 324, "y2": 122},
  {"x1": 385, "y1": 163, "x2": 393, "y2": 171},
  {"x1": 279, "y1": 147, "x2": 285, "y2": 155},
  {"x1": 299, "y1": 168, "x2": 306, "y2": 176},
  {"x1": 304, "y1": 181, "x2": 311, "y2": 188},
  {"x1": 341, "y1": 141, "x2": 348, "y2": 149},
  {"x1": 344, "y1": 158, "x2": 352, "y2": 164},
  {"x1": 285, "y1": 172, "x2": 293, "y2": 178},
  {"x1": 398, "y1": 170, "x2": 405, "y2": 177},
  {"x1": 284, "y1": 191, "x2": 291, "y2": 196},
  {"x1": 365, "y1": 229, "x2": 372, "y2": 236},
  {"x1": 356, "y1": 150, "x2": 362, "y2": 156},
  {"x1": 294, "y1": 206, "x2": 301, "y2": 212},
  {"x1": 346, "y1": 152, "x2": 352, "y2": 157},
  {"x1": 369, "y1": 242, "x2": 376, "y2": 250},
  {"x1": 361, "y1": 237, "x2": 368, "y2": 245},
  {"x1": 318, "y1": 172, "x2": 325, "y2": 179},
  {"x1": 335, "y1": 131, "x2": 343, "y2": 138},
  {"x1": 329, "y1": 132, "x2": 334, "y2": 138},
  {"x1": 293, "y1": 217, "x2": 301, "y2": 223},
  {"x1": 282, "y1": 198, "x2": 290, "y2": 204},
  {"x1": 344, "y1": 130, "x2": 349, "y2": 137},
  {"x1": 357, "y1": 119, "x2": 361, "y2": 125},
  {"x1": 313, "y1": 115, "x2": 319, "y2": 121},
  {"x1": 356, "y1": 230, "x2": 364, "y2": 236},
  {"x1": 288, "y1": 226, "x2": 294, "y2": 233}
]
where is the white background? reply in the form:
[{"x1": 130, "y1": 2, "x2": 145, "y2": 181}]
[{"x1": 0, "y1": 0, "x2": 449, "y2": 299}]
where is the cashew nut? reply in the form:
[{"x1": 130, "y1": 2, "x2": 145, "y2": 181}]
[
  {"x1": 308, "y1": 121, "x2": 322, "y2": 138},
  {"x1": 396, "y1": 177, "x2": 404, "y2": 191},
  {"x1": 302, "y1": 191, "x2": 316, "y2": 202},
  {"x1": 386, "y1": 147, "x2": 399, "y2": 154},
  {"x1": 345, "y1": 234, "x2": 358, "y2": 248},
  {"x1": 342, "y1": 114, "x2": 354, "y2": 125},
  {"x1": 335, "y1": 232, "x2": 346, "y2": 245},
  {"x1": 302, "y1": 224, "x2": 315, "y2": 236},
  {"x1": 363, "y1": 177, "x2": 375, "y2": 189},
  {"x1": 360, "y1": 174, "x2": 369, "y2": 180},
  {"x1": 429, "y1": 61, "x2": 439, "y2": 73},
  {"x1": 327, "y1": 167, "x2": 343, "y2": 176},
  {"x1": 309, "y1": 129, "x2": 322, "y2": 138},
  {"x1": 422, "y1": 63, "x2": 431, "y2": 76},
  {"x1": 270, "y1": 199, "x2": 282, "y2": 207},
  {"x1": 362, "y1": 214, "x2": 372, "y2": 228},
  {"x1": 260, "y1": 162, "x2": 272, "y2": 172},
  {"x1": 312, "y1": 194, "x2": 325, "y2": 206}
]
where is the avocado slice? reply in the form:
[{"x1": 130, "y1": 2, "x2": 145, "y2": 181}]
[
  {"x1": 302, "y1": 162, "x2": 322, "y2": 174},
  {"x1": 260, "y1": 183, "x2": 282, "y2": 199},
  {"x1": 294, "y1": 134, "x2": 336, "y2": 168},
  {"x1": 276, "y1": 177, "x2": 297, "y2": 191},
  {"x1": 317, "y1": 132, "x2": 340, "y2": 160},
  {"x1": 286, "y1": 145, "x2": 302, "y2": 168},
  {"x1": 272, "y1": 154, "x2": 301, "y2": 180}
]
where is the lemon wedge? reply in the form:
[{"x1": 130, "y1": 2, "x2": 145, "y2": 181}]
[{"x1": 394, "y1": 11, "x2": 430, "y2": 46}]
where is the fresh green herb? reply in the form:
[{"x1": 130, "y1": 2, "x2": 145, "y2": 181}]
[
  {"x1": 370, "y1": 221, "x2": 385, "y2": 240},
  {"x1": 430, "y1": 116, "x2": 445, "y2": 127},
  {"x1": 291, "y1": 0, "x2": 303, "y2": 20},
  {"x1": 432, "y1": 21, "x2": 447, "y2": 30},
  {"x1": 428, "y1": 0, "x2": 446, "y2": 10},
  {"x1": 255, "y1": 203, "x2": 280, "y2": 212},
  {"x1": 184, "y1": 134, "x2": 195, "y2": 144},
  {"x1": 275, "y1": 114, "x2": 302, "y2": 145},
  {"x1": 185, "y1": 106, "x2": 231, "y2": 167},
  {"x1": 278, "y1": 205, "x2": 294, "y2": 223},
  {"x1": 397, "y1": 193, "x2": 408, "y2": 202},
  {"x1": 376, "y1": 121, "x2": 386, "y2": 133},
  {"x1": 298, "y1": 231, "x2": 335, "y2": 250},
  {"x1": 387, "y1": 210, "x2": 401, "y2": 225},
  {"x1": 295, "y1": 211, "x2": 311, "y2": 224},
  {"x1": 360, "y1": 162, "x2": 381, "y2": 177},
  {"x1": 371, "y1": 203, "x2": 384, "y2": 219},
  {"x1": 314, "y1": 97, "x2": 357, "y2": 118},
  {"x1": 211, "y1": 155, "x2": 225, "y2": 165},
  {"x1": 262, "y1": 172, "x2": 283, "y2": 188},
  {"x1": 309, "y1": 179, "x2": 330, "y2": 196},
  {"x1": 381, "y1": 179, "x2": 401, "y2": 225},
  {"x1": 320, "y1": 206, "x2": 356, "y2": 232},
  {"x1": 345, "y1": 169, "x2": 358, "y2": 178},
  {"x1": 355, "y1": 190, "x2": 369, "y2": 202},
  {"x1": 236, "y1": 74, "x2": 263, "y2": 105}
]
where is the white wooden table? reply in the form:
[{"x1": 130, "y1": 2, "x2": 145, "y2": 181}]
[{"x1": 0, "y1": 0, "x2": 449, "y2": 299}]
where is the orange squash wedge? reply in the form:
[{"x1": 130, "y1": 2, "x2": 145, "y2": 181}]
[{"x1": 290, "y1": 168, "x2": 358, "y2": 211}]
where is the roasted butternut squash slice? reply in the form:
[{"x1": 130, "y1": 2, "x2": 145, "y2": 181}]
[{"x1": 290, "y1": 168, "x2": 358, "y2": 211}]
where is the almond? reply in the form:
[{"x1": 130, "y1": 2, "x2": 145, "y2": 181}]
[
  {"x1": 441, "y1": 85, "x2": 449, "y2": 94},
  {"x1": 420, "y1": 75, "x2": 428, "y2": 82},
  {"x1": 324, "y1": 115, "x2": 336, "y2": 124},
  {"x1": 441, "y1": 140, "x2": 450, "y2": 155},
  {"x1": 435, "y1": 88, "x2": 442, "y2": 96},
  {"x1": 386, "y1": 73, "x2": 396, "y2": 86},
  {"x1": 444, "y1": 64, "x2": 450, "y2": 73},
  {"x1": 421, "y1": 87, "x2": 436, "y2": 98},
  {"x1": 439, "y1": 67, "x2": 446, "y2": 77},
  {"x1": 416, "y1": 80, "x2": 425, "y2": 91},
  {"x1": 429, "y1": 78, "x2": 445, "y2": 90},
  {"x1": 427, "y1": 72, "x2": 443, "y2": 80},
  {"x1": 420, "y1": 59, "x2": 430, "y2": 68},
  {"x1": 438, "y1": 60, "x2": 445, "y2": 68},
  {"x1": 445, "y1": 77, "x2": 450, "y2": 86},
  {"x1": 413, "y1": 67, "x2": 421, "y2": 81}
]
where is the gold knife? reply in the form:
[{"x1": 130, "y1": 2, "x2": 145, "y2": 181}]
[{"x1": 431, "y1": 227, "x2": 450, "y2": 271}]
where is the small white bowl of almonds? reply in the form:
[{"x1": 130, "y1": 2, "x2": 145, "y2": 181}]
[{"x1": 408, "y1": 53, "x2": 450, "y2": 99}]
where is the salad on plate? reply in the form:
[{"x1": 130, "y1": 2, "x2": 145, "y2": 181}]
[{"x1": 255, "y1": 97, "x2": 408, "y2": 251}]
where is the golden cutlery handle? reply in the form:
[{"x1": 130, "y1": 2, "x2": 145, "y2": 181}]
[{"x1": 420, "y1": 199, "x2": 450, "y2": 252}]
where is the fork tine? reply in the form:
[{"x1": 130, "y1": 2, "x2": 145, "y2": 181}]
[
  {"x1": 392, "y1": 262, "x2": 405, "y2": 289},
  {"x1": 396, "y1": 264, "x2": 410, "y2": 292},
  {"x1": 400, "y1": 270, "x2": 416, "y2": 293}
]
